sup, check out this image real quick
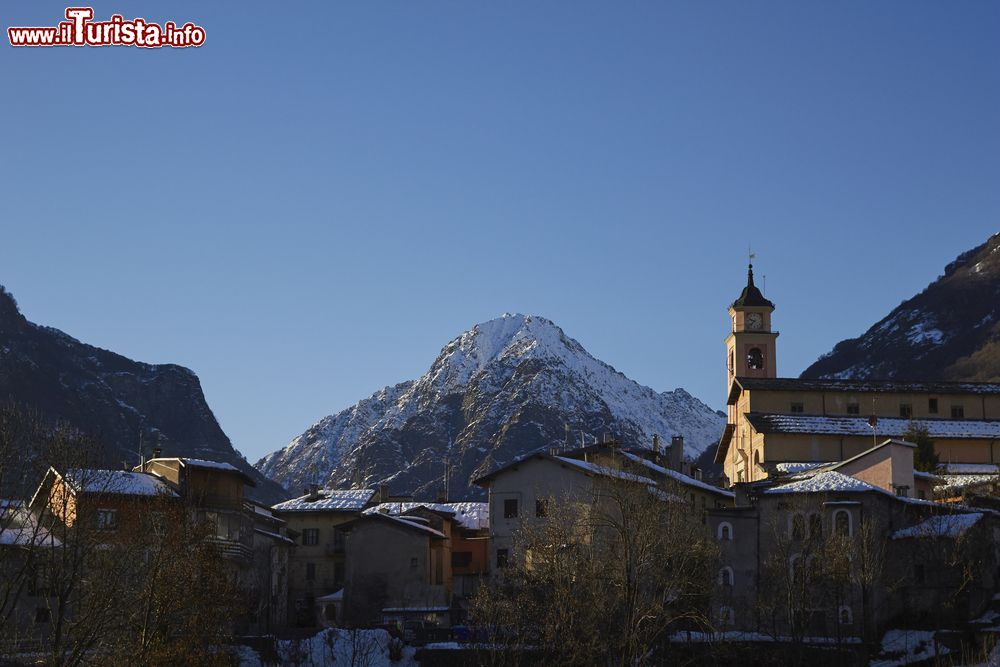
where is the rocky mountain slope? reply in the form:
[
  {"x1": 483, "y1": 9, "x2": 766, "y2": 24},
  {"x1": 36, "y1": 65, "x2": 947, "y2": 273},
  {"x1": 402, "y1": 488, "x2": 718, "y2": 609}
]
[
  {"x1": 802, "y1": 232, "x2": 1000, "y2": 382},
  {"x1": 0, "y1": 285, "x2": 286, "y2": 504},
  {"x1": 257, "y1": 314, "x2": 725, "y2": 500}
]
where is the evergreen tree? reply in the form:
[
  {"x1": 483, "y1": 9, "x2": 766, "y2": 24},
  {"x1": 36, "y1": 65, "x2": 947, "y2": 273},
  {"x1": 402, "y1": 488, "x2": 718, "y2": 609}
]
[{"x1": 904, "y1": 423, "x2": 939, "y2": 472}]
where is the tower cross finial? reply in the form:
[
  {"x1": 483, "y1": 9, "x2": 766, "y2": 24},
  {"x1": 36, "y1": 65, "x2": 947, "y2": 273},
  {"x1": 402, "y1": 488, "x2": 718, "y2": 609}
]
[{"x1": 748, "y1": 245, "x2": 756, "y2": 268}]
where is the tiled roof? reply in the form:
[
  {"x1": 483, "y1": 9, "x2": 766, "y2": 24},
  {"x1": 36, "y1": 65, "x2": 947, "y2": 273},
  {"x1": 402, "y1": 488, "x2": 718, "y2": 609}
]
[
  {"x1": 745, "y1": 413, "x2": 1000, "y2": 440},
  {"x1": 272, "y1": 488, "x2": 375, "y2": 512}
]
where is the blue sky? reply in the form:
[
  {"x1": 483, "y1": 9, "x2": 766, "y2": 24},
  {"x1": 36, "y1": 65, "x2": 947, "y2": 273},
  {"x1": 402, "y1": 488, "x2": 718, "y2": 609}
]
[{"x1": 2, "y1": 1, "x2": 998, "y2": 462}]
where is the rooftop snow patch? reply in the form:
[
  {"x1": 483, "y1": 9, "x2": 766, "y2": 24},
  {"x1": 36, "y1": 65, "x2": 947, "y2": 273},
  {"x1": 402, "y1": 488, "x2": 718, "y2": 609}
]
[
  {"x1": 765, "y1": 471, "x2": 881, "y2": 495},
  {"x1": 892, "y1": 513, "x2": 983, "y2": 540},
  {"x1": 272, "y1": 488, "x2": 375, "y2": 512},
  {"x1": 746, "y1": 413, "x2": 1000, "y2": 440},
  {"x1": 364, "y1": 502, "x2": 488, "y2": 531},
  {"x1": 619, "y1": 451, "x2": 734, "y2": 498},
  {"x1": 65, "y1": 469, "x2": 178, "y2": 497}
]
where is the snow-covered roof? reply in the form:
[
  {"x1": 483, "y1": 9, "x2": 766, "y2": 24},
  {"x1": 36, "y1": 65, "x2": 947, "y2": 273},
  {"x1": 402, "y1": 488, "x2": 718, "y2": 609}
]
[
  {"x1": 941, "y1": 463, "x2": 999, "y2": 475},
  {"x1": 765, "y1": 471, "x2": 881, "y2": 495},
  {"x1": 553, "y1": 456, "x2": 658, "y2": 486},
  {"x1": 892, "y1": 513, "x2": 983, "y2": 540},
  {"x1": 733, "y1": 377, "x2": 1000, "y2": 397},
  {"x1": 142, "y1": 457, "x2": 256, "y2": 486},
  {"x1": 64, "y1": 469, "x2": 179, "y2": 497},
  {"x1": 937, "y1": 474, "x2": 1000, "y2": 496},
  {"x1": 746, "y1": 413, "x2": 1000, "y2": 440},
  {"x1": 363, "y1": 502, "x2": 488, "y2": 531},
  {"x1": 619, "y1": 451, "x2": 735, "y2": 498},
  {"x1": 272, "y1": 488, "x2": 375, "y2": 512}
]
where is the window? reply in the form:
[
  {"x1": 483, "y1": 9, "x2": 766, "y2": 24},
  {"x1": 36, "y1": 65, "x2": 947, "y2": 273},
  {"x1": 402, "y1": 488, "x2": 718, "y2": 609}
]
[
  {"x1": 452, "y1": 551, "x2": 473, "y2": 568},
  {"x1": 847, "y1": 403, "x2": 860, "y2": 415},
  {"x1": 717, "y1": 522, "x2": 733, "y2": 541},
  {"x1": 789, "y1": 554, "x2": 802, "y2": 583},
  {"x1": 728, "y1": 350, "x2": 734, "y2": 373},
  {"x1": 791, "y1": 513, "x2": 805, "y2": 540},
  {"x1": 929, "y1": 398, "x2": 939, "y2": 414},
  {"x1": 839, "y1": 606, "x2": 853, "y2": 625},
  {"x1": 535, "y1": 498, "x2": 548, "y2": 518},
  {"x1": 305, "y1": 562, "x2": 316, "y2": 581},
  {"x1": 790, "y1": 402, "x2": 804, "y2": 413},
  {"x1": 503, "y1": 499, "x2": 519, "y2": 519},
  {"x1": 717, "y1": 606, "x2": 735, "y2": 627},
  {"x1": 952, "y1": 405, "x2": 965, "y2": 419},
  {"x1": 899, "y1": 403, "x2": 912, "y2": 418},
  {"x1": 718, "y1": 566, "x2": 734, "y2": 587},
  {"x1": 410, "y1": 557, "x2": 418, "y2": 569},
  {"x1": 809, "y1": 513, "x2": 823, "y2": 539},
  {"x1": 96, "y1": 509, "x2": 118, "y2": 532},
  {"x1": 834, "y1": 510, "x2": 852, "y2": 537},
  {"x1": 334, "y1": 564, "x2": 344, "y2": 585},
  {"x1": 918, "y1": 489, "x2": 926, "y2": 500},
  {"x1": 746, "y1": 348, "x2": 764, "y2": 370},
  {"x1": 496, "y1": 549, "x2": 509, "y2": 569},
  {"x1": 894, "y1": 485, "x2": 910, "y2": 497},
  {"x1": 302, "y1": 528, "x2": 319, "y2": 546}
]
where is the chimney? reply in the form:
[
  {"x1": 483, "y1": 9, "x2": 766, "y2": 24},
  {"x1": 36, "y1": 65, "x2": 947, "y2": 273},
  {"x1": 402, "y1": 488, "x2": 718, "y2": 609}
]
[
  {"x1": 652, "y1": 434, "x2": 661, "y2": 455},
  {"x1": 303, "y1": 483, "x2": 321, "y2": 501},
  {"x1": 437, "y1": 488, "x2": 448, "y2": 503},
  {"x1": 152, "y1": 447, "x2": 162, "y2": 460},
  {"x1": 669, "y1": 435, "x2": 684, "y2": 472},
  {"x1": 379, "y1": 483, "x2": 389, "y2": 503}
]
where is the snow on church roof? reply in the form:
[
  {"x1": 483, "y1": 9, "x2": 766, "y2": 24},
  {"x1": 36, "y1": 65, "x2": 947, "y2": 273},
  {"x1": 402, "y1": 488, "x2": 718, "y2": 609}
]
[
  {"x1": 892, "y1": 513, "x2": 983, "y2": 540},
  {"x1": 746, "y1": 413, "x2": 1000, "y2": 440}
]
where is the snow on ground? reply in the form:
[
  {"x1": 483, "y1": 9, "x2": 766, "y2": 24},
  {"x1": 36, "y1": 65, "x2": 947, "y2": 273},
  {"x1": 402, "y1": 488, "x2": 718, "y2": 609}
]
[
  {"x1": 236, "y1": 629, "x2": 418, "y2": 667},
  {"x1": 870, "y1": 629, "x2": 950, "y2": 667}
]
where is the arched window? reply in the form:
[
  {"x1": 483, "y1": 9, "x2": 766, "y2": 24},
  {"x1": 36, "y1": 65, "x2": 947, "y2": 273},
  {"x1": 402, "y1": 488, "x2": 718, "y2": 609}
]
[
  {"x1": 754, "y1": 450, "x2": 761, "y2": 468},
  {"x1": 809, "y1": 513, "x2": 823, "y2": 539},
  {"x1": 789, "y1": 554, "x2": 801, "y2": 582},
  {"x1": 791, "y1": 513, "x2": 806, "y2": 540},
  {"x1": 718, "y1": 606, "x2": 735, "y2": 627},
  {"x1": 717, "y1": 522, "x2": 733, "y2": 541},
  {"x1": 718, "y1": 566, "x2": 734, "y2": 587},
  {"x1": 834, "y1": 510, "x2": 852, "y2": 537},
  {"x1": 806, "y1": 555, "x2": 821, "y2": 581},
  {"x1": 839, "y1": 606, "x2": 853, "y2": 625},
  {"x1": 747, "y1": 348, "x2": 764, "y2": 370}
]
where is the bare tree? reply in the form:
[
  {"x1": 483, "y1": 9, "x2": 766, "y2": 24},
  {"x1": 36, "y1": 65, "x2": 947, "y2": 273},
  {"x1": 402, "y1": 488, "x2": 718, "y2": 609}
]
[{"x1": 471, "y1": 474, "x2": 718, "y2": 666}]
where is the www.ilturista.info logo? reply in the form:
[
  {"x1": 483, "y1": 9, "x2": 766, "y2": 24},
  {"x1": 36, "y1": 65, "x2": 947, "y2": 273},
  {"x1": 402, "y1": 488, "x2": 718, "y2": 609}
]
[{"x1": 8, "y1": 8, "x2": 205, "y2": 48}]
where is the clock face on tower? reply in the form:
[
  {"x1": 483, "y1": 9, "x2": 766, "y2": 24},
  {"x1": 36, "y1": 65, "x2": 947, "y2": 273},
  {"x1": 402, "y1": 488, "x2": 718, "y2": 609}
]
[{"x1": 746, "y1": 312, "x2": 763, "y2": 330}]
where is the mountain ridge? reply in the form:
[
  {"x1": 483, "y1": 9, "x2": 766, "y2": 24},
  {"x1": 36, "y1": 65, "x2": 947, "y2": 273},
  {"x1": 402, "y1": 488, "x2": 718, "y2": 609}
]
[
  {"x1": 802, "y1": 232, "x2": 1000, "y2": 382},
  {"x1": 0, "y1": 285, "x2": 287, "y2": 504}
]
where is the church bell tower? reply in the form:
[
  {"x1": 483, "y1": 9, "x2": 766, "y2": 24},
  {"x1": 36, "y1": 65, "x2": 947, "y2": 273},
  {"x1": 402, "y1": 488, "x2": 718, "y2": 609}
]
[{"x1": 725, "y1": 263, "x2": 778, "y2": 389}]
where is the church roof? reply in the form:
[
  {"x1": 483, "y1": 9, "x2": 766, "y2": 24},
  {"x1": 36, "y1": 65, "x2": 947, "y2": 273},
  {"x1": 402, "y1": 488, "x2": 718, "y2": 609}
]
[
  {"x1": 728, "y1": 377, "x2": 1000, "y2": 404},
  {"x1": 731, "y1": 264, "x2": 774, "y2": 309},
  {"x1": 745, "y1": 412, "x2": 1000, "y2": 440}
]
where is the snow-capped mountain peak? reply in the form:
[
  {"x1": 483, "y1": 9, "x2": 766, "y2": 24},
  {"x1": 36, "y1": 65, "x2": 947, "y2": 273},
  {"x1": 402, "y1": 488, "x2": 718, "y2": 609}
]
[{"x1": 257, "y1": 314, "x2": 724, "y2": 500}]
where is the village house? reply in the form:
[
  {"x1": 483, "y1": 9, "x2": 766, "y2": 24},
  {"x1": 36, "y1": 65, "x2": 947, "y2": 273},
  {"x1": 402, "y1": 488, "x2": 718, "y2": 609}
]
[
  {"x1": 271, "y1": 486, "x2": 377, "y2": 626},
  {"x1": 715, "y1": 264, "x2": 1000, "y2": 485},
  {"x1": 360, "y1": 501, "x2": 489, "y2": 624},
  {"x1": 707, "y1": 438, "x2": 1000, "y2": 641},
  {"x1": 473, "y1": 441, "x2": 735, "y2": 571},
  {"x1": 340, "y1": 510, "x2": 452, "y2": 629}
]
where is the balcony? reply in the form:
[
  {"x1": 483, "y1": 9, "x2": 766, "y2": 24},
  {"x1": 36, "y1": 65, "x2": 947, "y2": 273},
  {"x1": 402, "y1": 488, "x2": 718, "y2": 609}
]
[{"x1": 206, "y1": 536, "x2": 253, "y2": 563}]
